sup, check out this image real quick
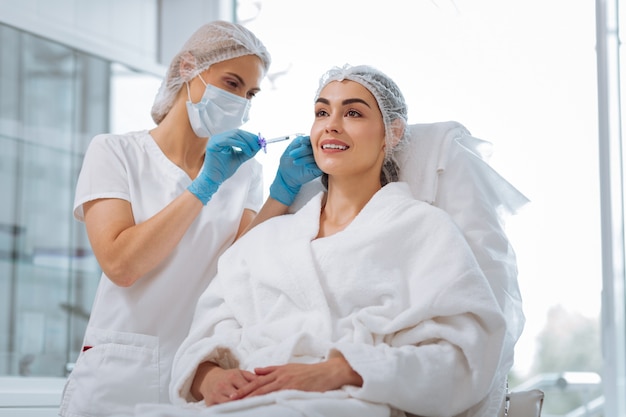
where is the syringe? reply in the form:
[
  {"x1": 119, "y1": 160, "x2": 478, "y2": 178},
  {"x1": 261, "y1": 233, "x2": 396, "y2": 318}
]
[{"x1": 257, "y1": 133, "x2": 305, "y2": 153}]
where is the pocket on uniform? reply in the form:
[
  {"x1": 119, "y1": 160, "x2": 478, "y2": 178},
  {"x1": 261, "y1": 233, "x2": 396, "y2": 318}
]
[{"x1": 59, "y1": 326, "x2": 160, "y2": 417}]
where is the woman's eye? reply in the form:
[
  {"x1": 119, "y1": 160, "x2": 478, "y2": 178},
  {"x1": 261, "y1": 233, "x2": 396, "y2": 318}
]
[
  {"x1": 225, "y1": 79, "x2": 239, "y2": 90},
  {"x1": 346, "y1": 109, "x2": 361, "y2": 117},
  {"x1": 315, "y1": 109, "x2": 328, "y2": 117}
]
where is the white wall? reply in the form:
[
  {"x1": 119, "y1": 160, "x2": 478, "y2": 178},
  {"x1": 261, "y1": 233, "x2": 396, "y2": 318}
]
[
  {"x1": 0, "y1": 0, "x2": 233, "y2": 76},
  {"x1": 0, "y1": 0, "x2": 162, "y2": 74},
  {"x1": 158, "y1": 0, "x2": 235, "y2": 65}
]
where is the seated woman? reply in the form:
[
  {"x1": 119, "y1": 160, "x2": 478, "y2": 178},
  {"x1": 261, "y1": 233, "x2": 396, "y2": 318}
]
[{"x1": 122, "y1": 64, "x2": 511, "y2": 417}]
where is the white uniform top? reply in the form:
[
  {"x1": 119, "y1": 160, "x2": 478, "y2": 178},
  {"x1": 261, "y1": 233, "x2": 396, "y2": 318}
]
[{"x1": 59, "y1": 130, "x2": 263, "y2": 417}]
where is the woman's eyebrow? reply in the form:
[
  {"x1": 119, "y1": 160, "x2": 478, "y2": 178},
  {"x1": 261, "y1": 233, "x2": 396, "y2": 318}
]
[
  {"x1": 226, "y1": 72, "x2": 246, "y2": 87},
  {"x1": 315, "y1": 97, "x2": 371, "y2": 108},
  {"x1": 342, "y1": 98, "x2": 371, "y2": 108}
]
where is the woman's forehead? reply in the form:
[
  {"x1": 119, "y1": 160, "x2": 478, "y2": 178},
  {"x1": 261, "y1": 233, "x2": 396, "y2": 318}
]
[{"x1": 318, "y1": 80, "x2": 376, "y2": 104}]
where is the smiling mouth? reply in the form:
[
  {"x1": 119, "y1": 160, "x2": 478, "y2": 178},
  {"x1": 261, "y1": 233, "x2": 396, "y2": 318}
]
[{"x1": 322, "y1": 144, "x2": 349, "y2": 150}]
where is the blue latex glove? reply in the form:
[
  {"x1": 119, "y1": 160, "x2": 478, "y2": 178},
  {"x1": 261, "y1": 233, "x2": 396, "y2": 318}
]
[
  {"x1": 188, "y1": 129, "x2": 261, "y2": 205},
  {"x1": 269, "y1": 135, "x2": 323, "y2": 206}
]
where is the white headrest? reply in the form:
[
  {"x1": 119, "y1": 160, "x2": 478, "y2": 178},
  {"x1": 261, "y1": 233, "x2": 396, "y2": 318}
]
[{"x1": 398, "y1": 121, "x2": 528, "y2": 213}]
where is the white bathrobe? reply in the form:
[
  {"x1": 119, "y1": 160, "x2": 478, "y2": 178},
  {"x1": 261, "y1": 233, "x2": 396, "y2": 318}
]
[{"x1": 158, "y1": 182, "x2": 507, "y2": 417}]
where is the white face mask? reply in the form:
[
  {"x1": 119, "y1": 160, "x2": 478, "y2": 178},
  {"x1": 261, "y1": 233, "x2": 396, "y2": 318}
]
[{"x1": 185, "y1": 75, "x2": 251, "y2": 138}]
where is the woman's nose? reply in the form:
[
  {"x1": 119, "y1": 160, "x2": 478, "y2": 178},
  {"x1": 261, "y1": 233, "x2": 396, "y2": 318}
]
[{"x1": 324, "y1": 114, "x2": 342, "y2": 133}]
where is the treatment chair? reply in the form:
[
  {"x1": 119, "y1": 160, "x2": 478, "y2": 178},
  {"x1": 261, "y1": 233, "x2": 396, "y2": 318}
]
[
  {"x1": 404, "y1": 122, "x2": 544, "y2": 417},
  {"x1": 404, "y1": 122, "x2": 543, "y2": 417},
  {"x1": 402, "y1": 123, "x2": 544, "y2": 417},
  {"x1": 292, "y1": 121, "x2": 543, "y2": 416}
]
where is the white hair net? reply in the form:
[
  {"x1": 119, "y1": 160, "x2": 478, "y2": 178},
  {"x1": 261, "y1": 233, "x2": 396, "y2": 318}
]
[
  {"x1": 314, "y1": 64, "x2": 409, "y2": 159},
  {"x1": 151, "y1": 20, "x2": 271, "y2": 125}
]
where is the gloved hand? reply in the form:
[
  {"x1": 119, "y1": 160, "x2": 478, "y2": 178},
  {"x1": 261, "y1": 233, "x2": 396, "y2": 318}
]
[
  {"x1": 188, "y1": 129, "x2": 261, "y2": 205},
  {"x1": 269, "y1": 135, "x2": 323, "y2": 206}
]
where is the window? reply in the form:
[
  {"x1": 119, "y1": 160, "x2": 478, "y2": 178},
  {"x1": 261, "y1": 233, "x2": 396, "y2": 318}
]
[{"x1": 0, "y1": 24, "x2": 149, "y2": 378}]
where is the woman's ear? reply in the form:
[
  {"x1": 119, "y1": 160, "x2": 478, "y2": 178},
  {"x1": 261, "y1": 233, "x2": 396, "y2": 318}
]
[
  {"x1": 389, "y1": 119, "x2": 406, "y2": 148},
  {"x1": 178, "y1": 52, "x2": 197, "y2": 81}
]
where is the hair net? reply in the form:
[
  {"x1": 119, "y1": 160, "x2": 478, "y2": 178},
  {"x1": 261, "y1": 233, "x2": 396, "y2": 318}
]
[
  {"x1": 151, "y1": 20, "x2": 271, "y2": 125},
  {"x1": 314, "y1": 64, "x2": 409, "y2": 161}
]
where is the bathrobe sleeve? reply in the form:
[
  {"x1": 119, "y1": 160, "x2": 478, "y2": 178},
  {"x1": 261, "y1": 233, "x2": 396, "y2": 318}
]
[
  {"x1": 169, "y1": 202, "x2": 322, "y2": 404},
  {"x1": 169, "y1": 271, "x2": 245, "y2": 403}
]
